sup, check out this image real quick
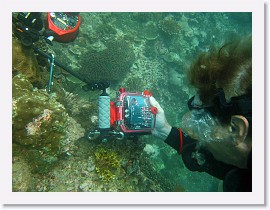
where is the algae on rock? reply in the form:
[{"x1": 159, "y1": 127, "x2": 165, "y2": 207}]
[
  {"x1": 12, "y1": 74, "x2": 68, "y2": 149},
  {"x1": 12, "y1": 73, "x2": 70, "y2": 173},
  {"x1": 12, "y1": 39, "x2": 42, "y2": 85}
]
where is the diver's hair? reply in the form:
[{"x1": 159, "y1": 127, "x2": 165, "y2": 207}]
[{"x1": 188, "y1": 34, "x2": 252, "y2": 103}]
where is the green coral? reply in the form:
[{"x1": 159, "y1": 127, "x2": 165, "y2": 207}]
[
  {"x1": 94, "y1": 147, "x2": 121, "y2": 183},
  {"x1": 80, "y1": 39, "x2": 135, "y2": 82}
]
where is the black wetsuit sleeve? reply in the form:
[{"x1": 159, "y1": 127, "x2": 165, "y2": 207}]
[
  {"x1": 164, "y1": 127, "x2": 196, "y2": 152},
  {"x1": 164, "y1": 127, "x2": 237, "y2": 180},
  {"x1": 181, "y1": 142, "x2": 238, "y2": 180}
]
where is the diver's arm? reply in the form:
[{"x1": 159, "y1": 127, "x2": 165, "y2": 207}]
[
  {"x1": 149, "y1": 96, "x2": 196, "y2": 151},
  {"x1": 181, "y1": 142, "x2": 238, "y2": 180},
  {"x1": 164, "y1": 127, "x2": 196, "y2": 153},
  {"x1": 163, "y1": 127, "x2": 237, "y2": 180}
]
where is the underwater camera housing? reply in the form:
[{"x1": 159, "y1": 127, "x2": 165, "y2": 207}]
[
  {"x1": 111, "y1": 88, "x2": 157, "y2": 134},
  {"x1": 45, "y1": 12, "x2": 81, "y2": 43},
  {"x1": 88, "y1": 87, "x2": 157, "y2": 142}
]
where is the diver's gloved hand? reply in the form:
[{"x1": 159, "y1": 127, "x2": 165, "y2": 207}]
[{"x1": 149, "y1": 96, "x2": 172, "y2": 140}]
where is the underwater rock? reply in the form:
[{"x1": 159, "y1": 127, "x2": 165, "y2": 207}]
[
  {"x1": 12, "y1": 74, "x2": 75, "y2": 174},
  {"x1": 12, "y1": 38, "x2": 41, "y2": 85},
  {"x1": 151, "y1": 157, "x2": 165, "y2": 171},
  {"x1": 68, "y1": 44, "x2": 87, "y2": 56},
  {"x1": 60, "y1": 117, "x2": 85, "y2": 155},
  {"x1": 12, "y1": 73, "x2": 68, "y2": 148},
  {"x1": 12, "y1": 156, "x2": 32, "y2": 192}
]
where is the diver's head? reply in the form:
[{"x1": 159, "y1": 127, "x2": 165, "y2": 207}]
[{"x1": 182, "y1": 35, "x2": 252, "y2": 168}]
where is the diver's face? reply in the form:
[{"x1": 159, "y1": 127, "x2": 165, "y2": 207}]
[
  {"x1": 181, "y1": 110, "x2": 232, "y2": 144},
  {"x1": 181, "y1": 110, "x2": 250, "y2": 168}
]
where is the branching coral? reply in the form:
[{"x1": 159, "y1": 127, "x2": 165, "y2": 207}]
[
  {"x1": 80, "y1": 39, "x2": 135, "y2": 82},
  {"x1": 94, "y1": 147, "x2": 121, "y2": 183}
]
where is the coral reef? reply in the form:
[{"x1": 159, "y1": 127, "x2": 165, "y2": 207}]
[
  {"x1": 132, "y1": 12, "x2": 154, "y2": 23},
  {"x1": 143, "y1": 40, "x2": 158, "y2": 59},
  {"x1": 123, "y1": 76, "x2": 147, "y2": 92},
  {"x1": 12, "y1": 74, "x2": 84, "y2": 174},
  {"x1": 168, "y1": 69, "x2": 185, "y2": 87},
  {"x1": 162, "y1": 51, "x2": 182, "y2": 64},
  {"x1": 60, "y1": 117, "x2": 85, "y2": 156},
  {"x1": 95, "y1": 23, "x2": 117, "y2": 38},
  {"x1": 80, "y1": 39, "x2": 135, "y2": 82},
  {"x1": 158, "y1": 17, "x2": 181, "y2": 36},
  {"x1": 139, "y1": 153, "x2": 175, "y2": 191},
  {"x1": 68, "y1": 44, "x2": 86, "y2": 56},
  {"x1": 11, "y1": 12, "x2": 251, "y2": 192}
]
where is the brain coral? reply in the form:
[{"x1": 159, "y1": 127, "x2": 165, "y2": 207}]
[{"x1": 80, "y1": 39, "x2": 135, "y2": 82}]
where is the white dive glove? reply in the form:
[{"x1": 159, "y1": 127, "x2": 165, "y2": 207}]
[{"x1": 149, "y1": 96, "x2": 172, "y2": 140}]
